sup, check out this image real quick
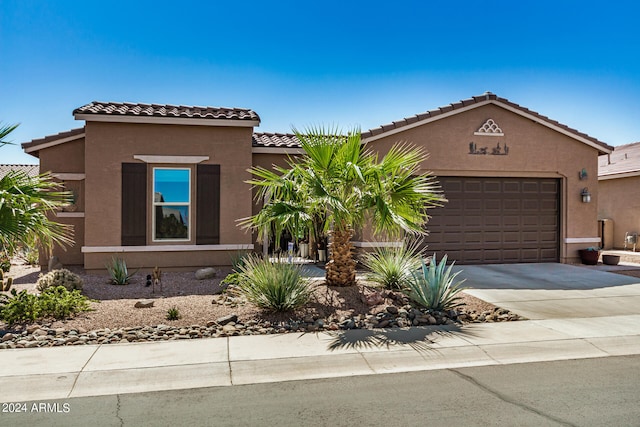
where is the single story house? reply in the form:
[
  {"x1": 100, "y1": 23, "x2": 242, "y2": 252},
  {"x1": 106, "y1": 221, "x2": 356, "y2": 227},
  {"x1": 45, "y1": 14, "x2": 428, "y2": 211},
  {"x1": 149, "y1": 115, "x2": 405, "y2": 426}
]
[
  {"x1": 22, "y1": 92, "x2": 612, "y2": 270},
  {"x1": 598, "y1": 142, "x2": 640, "y2": 249}
]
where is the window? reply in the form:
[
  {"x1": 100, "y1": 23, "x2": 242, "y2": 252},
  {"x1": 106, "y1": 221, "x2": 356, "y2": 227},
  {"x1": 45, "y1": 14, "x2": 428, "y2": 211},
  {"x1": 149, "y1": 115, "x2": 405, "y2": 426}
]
[
  {"x1": 153, "y1": 168, "x2": 190, "y2": 241},
  {"x1": 121, "y1": 163, "x2": 219, "y2": 246}
]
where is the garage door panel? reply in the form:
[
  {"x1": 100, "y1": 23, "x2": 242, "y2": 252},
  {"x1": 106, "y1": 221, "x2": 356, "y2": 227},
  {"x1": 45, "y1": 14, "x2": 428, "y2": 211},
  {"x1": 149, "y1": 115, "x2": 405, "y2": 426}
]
[{"x1": 424, "y1": 177, "x2": 559, "y2": 264}]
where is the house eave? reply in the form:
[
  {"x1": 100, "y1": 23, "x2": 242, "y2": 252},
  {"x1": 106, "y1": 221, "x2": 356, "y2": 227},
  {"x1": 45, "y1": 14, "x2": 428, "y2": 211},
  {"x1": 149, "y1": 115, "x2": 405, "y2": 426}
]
[
  {"x1": 598, "y1": 171, "x2": 640, "y2": 180},
  {"x1": 75, "y1": 113, "x2": 260, "y2": 128},
  {"x1": 23, "y1": 132, "x2": 86, "y2": 153}
]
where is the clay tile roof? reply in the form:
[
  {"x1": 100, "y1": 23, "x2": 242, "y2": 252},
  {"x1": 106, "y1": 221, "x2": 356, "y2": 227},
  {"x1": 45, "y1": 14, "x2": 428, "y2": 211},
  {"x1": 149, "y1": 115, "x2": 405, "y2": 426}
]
[
  {"x1": 599, "y1": 141, "x2": 640, "y2": 177},
  {"x1": 252, "y1": 132, "x2": 301, "y2": 148},
  {"x1": 0, "y1": 164, "x2": 39, "y2": 178},
  {"x1": 361, "y1": 92, "x2": 612, "y2": 154},
  {"x1": 73, "y1": 101, "x2": 260, "y2": 122},
  {"x1": 21, "y1": 127, "x2": 85, "y2": 151}
]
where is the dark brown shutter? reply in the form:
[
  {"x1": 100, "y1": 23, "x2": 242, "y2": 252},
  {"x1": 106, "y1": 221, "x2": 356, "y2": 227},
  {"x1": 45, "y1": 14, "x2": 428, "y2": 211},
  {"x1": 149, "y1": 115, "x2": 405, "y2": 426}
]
[
  {"x1": 196, "y1": 164, "x2": 220, "y2": 244},
  {"x1": 121, "y1": 163, "x2": 147, "y2": 246}
]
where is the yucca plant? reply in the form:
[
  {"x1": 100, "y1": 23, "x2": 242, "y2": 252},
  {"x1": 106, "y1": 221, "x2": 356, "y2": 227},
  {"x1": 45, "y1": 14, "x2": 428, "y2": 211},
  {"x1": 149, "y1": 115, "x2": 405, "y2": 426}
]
[
  {"x1": 106, "y1": 257, "x2": 137, "y2": 285},
  {"x1": 361, "y1": 240, "x2": 424, "y2": 289},
  {"x1": 235, "y1": 255, "x2": 312, "y2": 312},
  {"x1": 405, "y1": 254, "x2": 466, "y2": 311}
]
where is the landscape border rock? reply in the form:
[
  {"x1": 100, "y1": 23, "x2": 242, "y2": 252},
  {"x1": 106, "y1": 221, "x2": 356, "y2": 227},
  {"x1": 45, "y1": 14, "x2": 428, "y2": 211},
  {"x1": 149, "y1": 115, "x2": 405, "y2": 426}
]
[{"x1": 0, "y1": 306, "x2": 523, "y2": 349}]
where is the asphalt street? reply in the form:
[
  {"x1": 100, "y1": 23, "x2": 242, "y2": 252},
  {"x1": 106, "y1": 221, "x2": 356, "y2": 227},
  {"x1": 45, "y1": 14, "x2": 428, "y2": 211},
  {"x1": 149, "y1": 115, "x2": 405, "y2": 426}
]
[{"x1": 3, "y1": 355, "x2": 639, "y2": 427}]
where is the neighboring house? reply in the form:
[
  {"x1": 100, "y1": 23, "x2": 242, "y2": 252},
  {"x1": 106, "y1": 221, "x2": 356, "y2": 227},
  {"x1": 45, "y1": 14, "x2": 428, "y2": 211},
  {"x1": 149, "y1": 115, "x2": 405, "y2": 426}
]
[
  {"x1": 0, "y1": 164, "x2": 39, "y2": 178},
  {"x1": 22, "y1": 93, "x2": 612, "y2": 269},
  {"x1": 598, "y1": 142, "x2": 640, "y2": 249}
]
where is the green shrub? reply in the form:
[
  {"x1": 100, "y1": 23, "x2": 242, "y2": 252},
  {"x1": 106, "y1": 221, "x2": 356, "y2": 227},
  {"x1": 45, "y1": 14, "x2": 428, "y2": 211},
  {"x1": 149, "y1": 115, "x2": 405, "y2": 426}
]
[
  {"x1": 404, "y1": 254, "x2": 466, "y2": 311},
  {"x1": 36, "y1": 268, "x2": 83, "y2": 292},
  {"x1": 235, "y1": 255, "x2": 312, "y2": 312},
  {"x1": 0, "y1": 255, "x2": 10, "y2": 273},
  {"x1": 221, "y1": 271, "x2": 241, "y2": 288},
  {"x1": 22, "y1": 246, "x2": 39, "y2": 266},
  {"x1": 0, "y1": 286, "x2": 92, "y2": 326},
  {"x1": 37, "y1": 286, "x2": 92, "y2": 320},
  {"x1": 106, "y1": 257, "x2": 136, "y2": 285},
  {"x1": 361, "y1": 241, "x2": 424, "y2": 289},
  {"x1": 166, "y1": 307, "x2": 181, "y2": 320},
  {"x1": 0, "y1": 289, "x2": 39, "y2": 324}
]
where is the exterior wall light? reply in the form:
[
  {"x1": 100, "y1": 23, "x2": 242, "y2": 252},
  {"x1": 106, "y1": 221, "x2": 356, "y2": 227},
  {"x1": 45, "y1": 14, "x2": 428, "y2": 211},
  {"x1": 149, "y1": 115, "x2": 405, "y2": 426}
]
[
  {"x1": 579, "y1": 168, "x2": 588, "y2": 180},
  {"x1": 581, "y1": 188, "x2": 591, "y2": 203}
]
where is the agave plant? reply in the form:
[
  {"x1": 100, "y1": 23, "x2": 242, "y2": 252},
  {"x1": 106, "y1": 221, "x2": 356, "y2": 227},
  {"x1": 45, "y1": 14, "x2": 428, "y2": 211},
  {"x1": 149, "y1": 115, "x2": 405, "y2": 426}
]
[
  {"x1": 106, "y1": 257, "x2": 137, "y2": 285},
  {"x1": 405, "y1": 253, "x2": 466, "y2": 311},
  {"x1": 361, "y1": 240, "x2": 424, "y2": 289},
  {"x1": 234, "y1": 255, "x2": 312, "y2": 312}
]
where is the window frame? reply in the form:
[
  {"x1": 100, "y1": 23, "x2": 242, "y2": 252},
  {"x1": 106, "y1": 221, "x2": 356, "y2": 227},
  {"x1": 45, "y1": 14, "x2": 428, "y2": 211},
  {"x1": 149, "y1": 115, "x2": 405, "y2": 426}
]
[{"x1": 151, "y1": 167, "x2": 192, "y2": 242}]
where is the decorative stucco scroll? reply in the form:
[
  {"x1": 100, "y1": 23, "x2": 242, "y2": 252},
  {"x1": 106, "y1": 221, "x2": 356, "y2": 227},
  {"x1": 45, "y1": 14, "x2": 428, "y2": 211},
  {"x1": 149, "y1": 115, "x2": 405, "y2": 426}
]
[{"x1": 474, "y1": 119, "x2": 504, "y2": 136}]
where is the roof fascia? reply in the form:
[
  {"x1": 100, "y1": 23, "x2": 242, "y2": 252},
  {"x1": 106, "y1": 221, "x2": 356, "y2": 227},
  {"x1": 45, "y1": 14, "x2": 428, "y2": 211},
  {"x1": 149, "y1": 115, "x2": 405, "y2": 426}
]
[
  {"x1": 75, "y1": 113, "x2": 259, "y2": 128},
  {"x1": 23, "y1": 132, "x2": 85, "y2": 153},
  {"x1": 362, "y1": 99, "x2": 612, "y2": 154},
  {"x1": 598, "y1": 171, "x2": 640, "y2": 180}
]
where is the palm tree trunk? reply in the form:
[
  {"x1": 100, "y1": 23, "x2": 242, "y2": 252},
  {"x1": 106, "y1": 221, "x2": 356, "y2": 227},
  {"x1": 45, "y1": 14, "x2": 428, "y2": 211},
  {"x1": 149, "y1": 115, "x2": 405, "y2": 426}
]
[{"x1": 325, "y1": 227, "x2": 357, "y2": 287}]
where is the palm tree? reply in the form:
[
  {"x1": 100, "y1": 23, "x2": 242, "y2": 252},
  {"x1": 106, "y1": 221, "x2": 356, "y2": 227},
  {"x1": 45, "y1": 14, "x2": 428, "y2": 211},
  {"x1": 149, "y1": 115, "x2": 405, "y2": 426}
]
[
  {"x1": 0, "y1": 123, "x2": 74, "y2": 266},
  {"x1": 243, "y1": 127, "x2": 444, "y2": 287}
]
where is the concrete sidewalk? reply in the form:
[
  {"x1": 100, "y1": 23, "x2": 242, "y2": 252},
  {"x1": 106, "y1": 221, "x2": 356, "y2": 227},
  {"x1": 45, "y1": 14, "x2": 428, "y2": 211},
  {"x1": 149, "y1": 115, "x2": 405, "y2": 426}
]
[{"x1": 2, "y1": 315, "x2": 640, "y2": 403}]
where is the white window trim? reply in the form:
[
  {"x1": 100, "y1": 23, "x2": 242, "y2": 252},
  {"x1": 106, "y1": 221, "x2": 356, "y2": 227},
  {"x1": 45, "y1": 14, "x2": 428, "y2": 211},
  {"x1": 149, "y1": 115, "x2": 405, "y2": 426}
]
[
  {"x1": 134, "y1": 155, "x2": 209, "y2": 164},
  {"x1": 152, "y1": 167, "x2": 191, "y2": 243},
  {"x1": 564, "y1": 237, "x2": 601, "y2": 244}
]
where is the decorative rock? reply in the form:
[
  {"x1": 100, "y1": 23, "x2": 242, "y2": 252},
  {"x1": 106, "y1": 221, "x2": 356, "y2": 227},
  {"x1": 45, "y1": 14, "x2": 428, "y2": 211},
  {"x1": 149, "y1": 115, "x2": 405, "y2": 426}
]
[
  {"x1": 386, "y1": 306, "x2": 399, "y2": 315},
  {"x1": 134, "y1": 300, "x2": 155, "y2": 308},
  {"x1": 215, "y1": 314, "x2": 238, "y2": 326},
  {"x1": 195, "y1": 267, "x2": 219, "y2": 280},
  {"x1": 1, "y1": 333, "x2": 15, "y2": 342}
]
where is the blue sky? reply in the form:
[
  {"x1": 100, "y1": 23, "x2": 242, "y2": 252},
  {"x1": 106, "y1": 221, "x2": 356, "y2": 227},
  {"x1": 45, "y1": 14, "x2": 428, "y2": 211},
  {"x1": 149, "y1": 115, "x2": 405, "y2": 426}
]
[{"x1": 1, "y1": 1, "x2": 639, "y2": 164}]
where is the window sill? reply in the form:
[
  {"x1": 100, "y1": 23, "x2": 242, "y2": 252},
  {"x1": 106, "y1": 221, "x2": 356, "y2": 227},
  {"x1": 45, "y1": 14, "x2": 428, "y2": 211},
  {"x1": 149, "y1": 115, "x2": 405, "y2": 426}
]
[{"x1": 56, "y1": 212, "x2": 85, "y2": 218}]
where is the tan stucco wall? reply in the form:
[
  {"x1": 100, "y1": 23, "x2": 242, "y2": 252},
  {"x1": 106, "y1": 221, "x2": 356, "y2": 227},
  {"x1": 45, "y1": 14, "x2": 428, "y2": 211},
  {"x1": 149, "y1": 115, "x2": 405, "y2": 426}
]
[
  {"x1": 37, "y1": 138, "x2": 86, "y2": 266},
  {"x1": 598, "y1": 175, "x2": 640, "y2": 249},
  {"x1": 359, "y1": 103, "x2": 602, "y2": 263},
  {"x1": 82, "y1": 121, "x2": 254, "y2": 269}
]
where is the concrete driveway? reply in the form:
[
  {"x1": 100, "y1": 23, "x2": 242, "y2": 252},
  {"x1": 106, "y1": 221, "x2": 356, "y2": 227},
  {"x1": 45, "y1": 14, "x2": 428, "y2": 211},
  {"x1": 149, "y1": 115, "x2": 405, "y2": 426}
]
[{"x1": 457, "y1": 263, "x2": 640, "y2": 320}]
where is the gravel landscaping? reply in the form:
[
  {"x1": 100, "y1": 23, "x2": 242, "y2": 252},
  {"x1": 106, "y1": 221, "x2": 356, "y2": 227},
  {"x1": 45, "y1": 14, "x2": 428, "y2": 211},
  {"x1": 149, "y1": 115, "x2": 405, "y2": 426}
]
[{"x1": 0, "y1": 261, "x2": 523, "y2": 349}]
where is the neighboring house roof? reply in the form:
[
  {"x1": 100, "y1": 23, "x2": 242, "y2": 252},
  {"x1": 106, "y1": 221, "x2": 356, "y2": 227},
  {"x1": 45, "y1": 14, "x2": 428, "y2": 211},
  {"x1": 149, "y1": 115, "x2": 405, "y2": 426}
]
[
  {"x1": 252, "y1": 132, "x2": 301, "y2": 148},
  {"x1": 361, "y1": 92, "x2": 613, "y2": 155},
  {"x1": 73, "y1": 101, "x2": 260, "y2": 127},
  {"x1": 598, "y1": 141, "x2": 640, "y2": 180},
  {"x1": 0, "y1": 164, "x2": 39, "y2": 178},
  {"x1": 21, "y1": 127, "x2": 86, "y2": 155}
]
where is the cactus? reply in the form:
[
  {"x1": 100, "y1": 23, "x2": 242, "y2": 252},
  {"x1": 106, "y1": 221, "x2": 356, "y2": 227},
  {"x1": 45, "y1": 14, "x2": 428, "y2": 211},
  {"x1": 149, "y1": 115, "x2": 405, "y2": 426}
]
[{"x1": 0, "y1": 270, "x2": 13, "y2": 292}]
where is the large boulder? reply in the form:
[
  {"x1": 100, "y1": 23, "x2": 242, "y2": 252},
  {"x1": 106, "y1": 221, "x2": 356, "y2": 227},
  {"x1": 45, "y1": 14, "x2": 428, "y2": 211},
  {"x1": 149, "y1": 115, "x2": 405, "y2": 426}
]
[{"x1": 195, "y1": 267, "x2": 219, "y2": 280}]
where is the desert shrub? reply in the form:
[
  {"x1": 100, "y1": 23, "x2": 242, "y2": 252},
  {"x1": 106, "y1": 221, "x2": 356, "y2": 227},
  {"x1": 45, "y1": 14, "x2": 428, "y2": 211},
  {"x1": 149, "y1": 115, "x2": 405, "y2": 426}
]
[
  {"x1": 361, "y1": 241, "x2": 424, "y2": 289},
  {"x1": 36, "y1": 268, "x2": 83, "y2": 292},
  {"x1": 0, "y1": 286, "x2": 91, "y2": 325},
  {"x1": 404, "y1": 254, "x2": 466, "y2": 311},
  {"x1": 0, "y1": 289, "x2": 39, "y2": 324},
  {"x1": 166, "y1": 307, "x2": 181, "y2": 320},
  {"x1": 235, "y1": 255, "x2": 312, "y2": 312},
  {"x1": 37, "y1": 286, "x2": 92, "y2": 320},
  {"x1": 106, "y1": 257, "x2": 136, "y2": 285},
  {"x1": 0, "y1": 255, "x2": 10, "y2": 273},
  {"x1": 22, "y1": 246, "x2": 39, "y2": 266}
]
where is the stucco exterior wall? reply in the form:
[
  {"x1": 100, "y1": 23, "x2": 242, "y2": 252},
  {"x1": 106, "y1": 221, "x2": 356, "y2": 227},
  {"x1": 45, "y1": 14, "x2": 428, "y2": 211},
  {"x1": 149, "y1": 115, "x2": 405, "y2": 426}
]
[
  {"x1": 360, "y1": 103, "x2": 601, "y2": 262},
  {"x1": 37, "y1": 137, "x2": 86, "y2": 267},
  {"x1": 82, "y1": 121, "x2": 254, "y2": 269},
  {"x1": 598, "y1": 175, "x2": 640, "y2": 249}
]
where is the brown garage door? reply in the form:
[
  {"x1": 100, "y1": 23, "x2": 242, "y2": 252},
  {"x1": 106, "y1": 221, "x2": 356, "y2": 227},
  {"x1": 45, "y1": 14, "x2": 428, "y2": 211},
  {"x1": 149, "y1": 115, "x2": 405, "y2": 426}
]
[{"x1": 423, "y1": 177, "x2": 559, "y2": 264}]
